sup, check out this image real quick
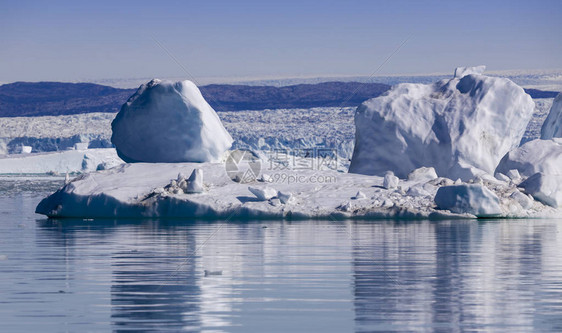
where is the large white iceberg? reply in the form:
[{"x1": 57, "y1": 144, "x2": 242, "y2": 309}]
[
  {"x1": 495, "y1": 138, "x2": 562, "y2": 178},
  {"x1": 111, "y1": 79, "x2": 233, "y2": 163},
  {"x1": 541, "y1": 93, "x2": 562, "y2": 139},
  {"x1": 348, "y1": 67, "x2": 534, "y2": 180}
]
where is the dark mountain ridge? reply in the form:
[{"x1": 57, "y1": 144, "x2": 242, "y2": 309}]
[{"x1": 0, "y1": 81, "x2": 557, "y2": 117}]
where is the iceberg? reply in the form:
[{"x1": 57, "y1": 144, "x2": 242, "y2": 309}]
[
  {"x1": 540, "y1": 93, "x2": 562, "y2": 139},
  {"x1": 348, "y1": 67, "x2": 534, "y2": 180},
  {"x1": 111, "y1": 79, "x2": 233, "y2": 163}
]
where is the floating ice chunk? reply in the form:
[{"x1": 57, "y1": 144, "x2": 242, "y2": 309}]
[
  {"x1": 407, "y1": 167, "x2": 438, "y2": 182},
  {"x1": 186, "y1": 169, "x2": 204, "y2": 193},
  {"x1": 383, "y1": 172, "x2": 399, "y2": 189},
  {"x1": 496, "y1": 139, "x2": 562, "y2": 178},
  {"x1": 541, "y1": 93, "x2": 562, "y2": 139},
  {"x1": 453, "y1": 65, "x2": 486, "y2": 78},
  {"x1": 349, "y1": 67, "x2": 534, "y2": 180},
  {"x1": 111, "y1": 79, "x2": 233, "y2": 163},
  {"x1": 21, "y1": 146, "x2": 32, "y2": 154},
  {"x1": 510, "y1": 190, "x2": 533, "y2": 210},
  {"x1": 434, "y1": 184, "x2": 502, "y2": 217},
  {"x1": 248, "y1": 186, "x2": 277, "y2": 201},
  {"x1": 278, "y1": 191, "x2": 294, "y2": 204},
  {"x1": 519, "y1": 172, "x2": 562, "y2": 208}
]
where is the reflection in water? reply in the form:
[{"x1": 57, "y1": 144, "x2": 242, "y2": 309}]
[
  {"x1": 32, "y1": 219, "x2": 354, "y2": 332},
  {"x1": 1, "y1": 195, "x2": 562, "y2": 332},
  {"x1": 109, "y1": 225, "x2": 201, "y2": 332},
  {"x1": 352, "y1": 220, "x2": 562, "y2": 332}
]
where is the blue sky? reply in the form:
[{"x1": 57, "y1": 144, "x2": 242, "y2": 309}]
[{"x1": 1, "y1": 0, "x2": 561, "y2": 82}]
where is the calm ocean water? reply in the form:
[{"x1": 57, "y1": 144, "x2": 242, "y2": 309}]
[{"x1": 1, "y1": 188, "x2": 562, "y2": 332}]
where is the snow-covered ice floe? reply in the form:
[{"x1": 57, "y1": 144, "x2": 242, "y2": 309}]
[{"x1": 35, "y1": 162, "x2": 561, "y2": 220}]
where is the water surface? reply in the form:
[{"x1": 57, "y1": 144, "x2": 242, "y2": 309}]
[{"x1": 1, "y1": 193, "x2": 562, "y2": 332}]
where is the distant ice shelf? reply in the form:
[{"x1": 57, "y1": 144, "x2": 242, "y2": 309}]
[{"x1": 0, "y1": 148, "x2": 122, "y2": 174}]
